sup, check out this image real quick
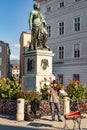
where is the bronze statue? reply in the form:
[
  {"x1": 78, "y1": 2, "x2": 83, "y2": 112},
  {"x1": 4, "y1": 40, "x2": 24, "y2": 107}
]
[{"x1": 29, "y1": 1, "x2": 50, "y2": 50}]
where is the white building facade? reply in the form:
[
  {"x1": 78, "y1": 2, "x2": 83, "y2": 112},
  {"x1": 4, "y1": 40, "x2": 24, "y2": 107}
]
[
  {"x1": 38, "y1": 0, "x2": 87, "y2": 86},
  {"x1": 11, "y1": 62, "x2": 20, "y2": 80}
]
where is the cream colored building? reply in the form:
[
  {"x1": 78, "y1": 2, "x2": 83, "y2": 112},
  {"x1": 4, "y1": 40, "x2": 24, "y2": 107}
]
[
  {"x1": 37, "y1": 0, "x2": 87, "y2": 86},
  {"x1": 20, "y1": 32, "x2": 31, "y2": 77},
  {"x1": 11, "y1": 62, "x2": 20, "y2": 80}
]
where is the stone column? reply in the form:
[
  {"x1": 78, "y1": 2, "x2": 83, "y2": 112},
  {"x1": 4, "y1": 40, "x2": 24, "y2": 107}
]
[
  {"x1": 16, "y1": 98, "x2": 24, "y2": 121},
  {"x1": 64, "y1": 96, "x2": 70, "y2": 115}
]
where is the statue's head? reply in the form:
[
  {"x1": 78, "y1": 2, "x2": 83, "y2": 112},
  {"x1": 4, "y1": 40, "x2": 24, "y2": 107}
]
[{"x1": 33, "y1": 2, "x2": 40, "y2": 11}]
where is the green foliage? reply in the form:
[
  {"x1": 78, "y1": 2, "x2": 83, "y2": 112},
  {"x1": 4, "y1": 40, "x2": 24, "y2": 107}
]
[
  {"x1": 40, "y1": 84, "x2": 49, "y2": 100},
  {"x1": 19, "y1": 90, "x2": 40, "y2": 102},
  {"x1": 66, "y1": 80, "x2": 87, "y2": 99},
  {"x1": 0, "y1": 78, "x2": 21, "y2": 100}
]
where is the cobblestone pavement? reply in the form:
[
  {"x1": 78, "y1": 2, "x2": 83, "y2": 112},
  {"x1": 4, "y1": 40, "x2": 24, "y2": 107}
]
[{"x1": 0, "y1": 114, "x2": 87, "y2": 130}]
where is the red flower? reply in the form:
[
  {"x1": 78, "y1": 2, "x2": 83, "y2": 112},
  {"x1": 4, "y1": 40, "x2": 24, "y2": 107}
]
[
  {"x1": 44, "y1": 77, "x2": 47, "y2": 81},
  {"x1": 67, "y1": 86, "x2": 70, "y2": 90}
]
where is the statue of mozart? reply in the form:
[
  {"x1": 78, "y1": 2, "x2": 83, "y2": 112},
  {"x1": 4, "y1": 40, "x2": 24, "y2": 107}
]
[{"x1": 29, "y1": 1, "x2": 50, "y2": 50}]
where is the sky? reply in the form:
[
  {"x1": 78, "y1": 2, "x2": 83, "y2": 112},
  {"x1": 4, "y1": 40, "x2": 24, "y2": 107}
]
[{"x1": 0, "y1": 0, "x2": 34, "y2": 60}]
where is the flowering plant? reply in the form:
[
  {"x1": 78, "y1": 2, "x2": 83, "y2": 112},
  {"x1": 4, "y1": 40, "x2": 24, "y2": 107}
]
[
  {"x1": 66, "y1": 80, "x2": 87, "y2": 99},
  {"x1": 40, "y1": 83, "x2": 49, "y2": 100},
  {"x1": 39, "y1": 77, "x2": 64, "y2": 100},
  {"x1": 39, "y1": 77, "x2": 52, "y2": 100}
]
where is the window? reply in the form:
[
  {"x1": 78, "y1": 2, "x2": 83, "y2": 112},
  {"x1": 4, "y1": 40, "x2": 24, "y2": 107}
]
[
  {"x1": 74, "y1": 44, "x2": 80, "y2": 58},
  {"x1": 0, "y1": 58, "x2": 2, "y2": 65},
  {"x1": 0, "y1": 46, "x2": 2, "y2": 53},
  {"x1": 60, "y1": 2, "x2": 64, "y2": 8},
  {"x1": 75, "y1": 0, "x2": 81, "y2": 2},
  {"x1": 0, "y1": 71, "x2": 1, "y2": 78},
  {"x1": 74, "y1": 17, "x2": 80, "y2": 31},
  {"x1": 7, "y1": 47, "x2": 9, "y2": 54},
  {"x1": 27, "y1": 58, "x2": 31, "y2": 71},
  {"x1": 59, "y1": 22, "x2": 64, "y2": 35},
  {"x1": 73, "y1": 74, "x2": 79, "y2": 81},
  {"x1": 17, "y1": 74, "x2": 19, "y2": 77},
  {"x1": 58, "y1": 74, "x2": 63, "y2": 84},
  {"x1": 15, "y1": 66, "x2": 17, "y2": 69},
  {"x1": 27, "y1": 58, "x2": 34, "y2": 71},
  {"x1": 47, "y1": 25, "x2": 51, "y2": 37},
  {"x1": 47, "y1": 7, "x2": 51, "y2": 12},
  {"x1": 59, "y1": 46, "x2": 64, "y2": 59}
]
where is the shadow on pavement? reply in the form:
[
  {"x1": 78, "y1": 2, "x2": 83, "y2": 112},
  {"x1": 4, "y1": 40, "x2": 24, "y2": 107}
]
[
  {"x1": 0, "y1": 124, "x2": 48, "y2": 130},
  {"x1": 28, "y1": 122, "x2": 52, "y2": 128},
  {"x1": 40, "y1": 117, "x2": 52, "y2": 121},
  {"x1": 0, "y1": 114, "x2": 16, "y2": 120}
]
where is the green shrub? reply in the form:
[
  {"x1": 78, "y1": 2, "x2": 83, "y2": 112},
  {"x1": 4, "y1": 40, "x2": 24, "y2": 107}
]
[
  {"x1": 40, "y1": 84, "x2": 49, "y2": 100},
  {"x1": 0, "y1": 78, "x2": 21, "y2": 100},
  {"x1": 66, "y1": 80, "x2": 87, "y2": 99},
  {"x1": 19, "y1": 90, "x2": 40, "y2": 102}
]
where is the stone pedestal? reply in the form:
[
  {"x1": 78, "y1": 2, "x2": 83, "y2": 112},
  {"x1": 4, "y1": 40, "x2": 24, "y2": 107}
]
[{"x1": 22, "y1": 50, "x2": 54, "y2": 92}]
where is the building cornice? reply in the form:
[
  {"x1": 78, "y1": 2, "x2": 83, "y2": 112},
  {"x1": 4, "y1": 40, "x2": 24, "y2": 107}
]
[{"x1": 53, "y1": 57, "x2": 87, "y2": 67}]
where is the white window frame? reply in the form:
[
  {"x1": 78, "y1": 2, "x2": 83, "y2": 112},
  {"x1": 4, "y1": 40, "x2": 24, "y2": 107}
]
[
  {"x1": 47, "y1": 6, "x2": 51, "y2": 12},
  {"x1": 0, "y1": 46, "x2": 2, "y2": 53},
  {"x1": 58, "y1": 22, "x2": 64, "y2": 35},
  {"x1": 0, "y1": 70, "x2": 1, "y2": 78},
  {"x1": 59, "y1": 46, "x2": 64, "y2": 59},
  {"x1": 74, "y1": 17, "x2": 80, "y2": 32},
  {"x1": 60, "y1": 1, "x2": 64, "y2": 8},
  {"x1": 0, "y1": 58, "x2": 2, "y2": 66},
  {"x1": 75, "y1": 0, "x2": 81, "y2": 2},
  {"x1": 73, "y1": 74, "x2": 80, "y2": 81},
  {"x1": 58, "y1": 74, "x2": 64, "y2": 84},
  {"x1": 74, "y1": 43, "x2": 80, "y2": 58},
  {"x1": 47, "y1": 25, "x2": 51, "y2": 37}
]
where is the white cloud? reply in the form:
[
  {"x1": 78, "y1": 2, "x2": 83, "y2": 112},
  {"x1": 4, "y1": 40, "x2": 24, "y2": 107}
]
[
  {"x1": 11, "y1": 44, "x2": 20, "y2": 48},
  {"x1": 10, "y1": 54, "x2": 19, "y2": 60}
]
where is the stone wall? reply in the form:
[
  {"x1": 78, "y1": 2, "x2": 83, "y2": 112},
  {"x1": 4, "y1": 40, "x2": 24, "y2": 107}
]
[
  {"x1": 0, "y1": 99, "x2": 17, "y2": 115},
  {"x1": 39, "y1": 100, "x2": 64, "y2": 115},
  {"x1": 0, "y1": 99, "x2": 64, "y2": 116},
  {"x1": 0, "y1": 99, "x2": 86, "y2": 116}
]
